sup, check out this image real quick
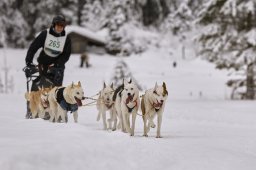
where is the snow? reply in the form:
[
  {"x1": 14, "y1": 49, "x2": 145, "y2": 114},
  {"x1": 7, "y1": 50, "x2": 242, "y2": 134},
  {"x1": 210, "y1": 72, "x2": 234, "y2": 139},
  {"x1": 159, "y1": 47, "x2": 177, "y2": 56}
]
[
  {"x1": 65, "y1": 25, "x2": 106, "y2": 44},
  {"x1": 0, "y1": 45, "x2": 256, "y2": 170}
]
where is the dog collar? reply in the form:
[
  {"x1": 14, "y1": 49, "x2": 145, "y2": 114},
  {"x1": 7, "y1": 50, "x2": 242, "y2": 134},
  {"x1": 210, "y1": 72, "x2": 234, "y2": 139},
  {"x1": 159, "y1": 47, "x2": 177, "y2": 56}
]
[{"x1": 105, "y1": 103, "x2": 113, "y2": 109}]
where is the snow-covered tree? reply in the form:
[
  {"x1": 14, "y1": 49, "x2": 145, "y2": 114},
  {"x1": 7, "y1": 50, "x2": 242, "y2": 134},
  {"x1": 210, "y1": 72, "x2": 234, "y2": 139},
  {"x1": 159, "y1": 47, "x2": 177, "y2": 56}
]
[
  {"x1": 20, "y1": 0, "x2": 76, "y2": 42},
  {"x1": 0, "y1": 0, "x2": 28, "y2": 47},
  {"x1": 111, "y1": 60, "x2": 142, "y2": 90},
  {"x1": 105, "y1": 1, "x2": 127, "y2": 55},
  {"x1": 81, "y1": 0, "x2": 107, "y2": 30},
  {"x1": 161, "y1": 1, "x2": 193, "y2": 35},
  {"x1": 197, "y1": 0, "x2": 256, "y2": 99}
]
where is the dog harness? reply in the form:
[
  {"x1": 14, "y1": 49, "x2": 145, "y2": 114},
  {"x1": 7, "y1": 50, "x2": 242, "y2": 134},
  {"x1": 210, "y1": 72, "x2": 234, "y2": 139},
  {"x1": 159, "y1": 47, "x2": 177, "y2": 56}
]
[
  {"x1": 56, "y1": 87, "x2": 78, "y2": 112},
  {"x1": 105, "y1": 103, "x2": 113, "y2": 109},
  {"x1": 125, "y1": 99, "x2": 138, "y2": 113}
]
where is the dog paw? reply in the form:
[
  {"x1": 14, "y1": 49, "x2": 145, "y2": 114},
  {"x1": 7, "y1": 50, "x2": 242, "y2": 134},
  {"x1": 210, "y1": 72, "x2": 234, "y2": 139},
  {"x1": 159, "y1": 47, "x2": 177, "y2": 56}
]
[
  {"x1": 143, "y1": 134, "x2": 148, "y2": 137},
  {"x1": 127, "y1": 128, "x2": 132, "y2": 134},
  {"x1": 112, "y1": 128, "x2": 116, "y2": 131},
  {"x1": 150, "y1": 124, "x2": 156, "y2": 128},
  {"x1": 156, "y1": 135, "x2": 162, "y2": 138}
]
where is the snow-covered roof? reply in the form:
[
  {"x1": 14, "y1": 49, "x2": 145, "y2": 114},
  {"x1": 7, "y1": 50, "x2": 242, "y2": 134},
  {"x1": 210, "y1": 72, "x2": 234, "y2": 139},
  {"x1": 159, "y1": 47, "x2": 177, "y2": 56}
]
[{"x1": 65, "y1": 25, "x2": 107, "y2": 44}]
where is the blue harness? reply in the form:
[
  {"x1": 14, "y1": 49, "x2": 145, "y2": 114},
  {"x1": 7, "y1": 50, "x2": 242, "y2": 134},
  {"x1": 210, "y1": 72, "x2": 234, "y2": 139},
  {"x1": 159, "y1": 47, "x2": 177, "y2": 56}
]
[{"x1": 56, "y1": 87, "x2": 78, "y2": 113}]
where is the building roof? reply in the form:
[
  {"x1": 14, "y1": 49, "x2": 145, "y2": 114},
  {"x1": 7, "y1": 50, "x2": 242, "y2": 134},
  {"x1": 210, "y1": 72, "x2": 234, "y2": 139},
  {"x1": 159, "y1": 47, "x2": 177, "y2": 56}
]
[{"x1": 65, "y1": 25, "x2": 107, "y2": 45}]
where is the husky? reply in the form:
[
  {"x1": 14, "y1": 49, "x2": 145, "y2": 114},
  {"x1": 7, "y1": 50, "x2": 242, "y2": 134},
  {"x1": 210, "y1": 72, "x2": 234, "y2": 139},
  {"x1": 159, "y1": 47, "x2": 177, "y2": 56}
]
[
  {"x1": 114, "y1": 79, "x2": 140, "y2": 136},
  {"x1": 96, "y1": 82, "x2": 116, "y2": 130},
  {"x1": 141, "y1": 82, "x2": 168, "y2": 138},
  {"x1": 48, "y1": 81, "x2": 85, "y2": 123},
  {"x1": 25, "y1": 87, "x2": 51, "y2": 119}
]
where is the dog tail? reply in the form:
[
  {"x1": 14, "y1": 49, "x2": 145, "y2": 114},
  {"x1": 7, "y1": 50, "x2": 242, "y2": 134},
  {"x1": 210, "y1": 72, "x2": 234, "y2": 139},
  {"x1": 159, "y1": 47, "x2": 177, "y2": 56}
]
[
  {"x1": 25, "y1": 92, "x2": 30, "y2": 101},
  {"x1": 141, "y1": 95, "x2": 145, "y2": 116}
]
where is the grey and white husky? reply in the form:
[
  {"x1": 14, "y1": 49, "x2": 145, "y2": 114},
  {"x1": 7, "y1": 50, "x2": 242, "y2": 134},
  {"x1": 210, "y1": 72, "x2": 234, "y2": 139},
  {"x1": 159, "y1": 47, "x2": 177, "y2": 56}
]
[{"x1": 96, "y1": 82, "x2": 116, "y2": 130}]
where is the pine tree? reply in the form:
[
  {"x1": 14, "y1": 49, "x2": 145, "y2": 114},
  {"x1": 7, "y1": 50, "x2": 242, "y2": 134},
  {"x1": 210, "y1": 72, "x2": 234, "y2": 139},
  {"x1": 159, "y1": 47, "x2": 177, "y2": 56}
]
[
  {"x1": 161, "y1": 1, "x2": 193, "y2": 35},
  {"x1": 197, "y1": 0, "x2": 256, "y2": 99},
  {"x1": 104, "y1": 0, "x2": 128, "y2": 55},
  {"x1": 81, "y1": 0, "x2": 106, "y2": 30},
  {"x1": 111, "y1": 60, "x2": 142, "y2": 90},
  {"x1": 20, "y1": 0, "x2": 77, "y2": 42},
  {"x1": 0, "y1": 0, "x2": 28, "y2": 47}
]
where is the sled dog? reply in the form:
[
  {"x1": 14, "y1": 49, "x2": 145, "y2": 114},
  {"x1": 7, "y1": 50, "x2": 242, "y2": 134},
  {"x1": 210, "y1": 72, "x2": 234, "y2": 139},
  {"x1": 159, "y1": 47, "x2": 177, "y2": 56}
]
[
  {"x1": 25, "y1": 87, "x2": 52, "y2": 119},
  {"x1": 141, "y1": 82, "x2": 168, "y2": 138},
  {"x1": 96, "y1": 82, "x2": 116, "y2": 130},
  {"x1": 48, "y1": 81, "x2": 85, "y2": 123},
  {"x1": 114, "y1": 79, "x2": 140, "y2": 136}
]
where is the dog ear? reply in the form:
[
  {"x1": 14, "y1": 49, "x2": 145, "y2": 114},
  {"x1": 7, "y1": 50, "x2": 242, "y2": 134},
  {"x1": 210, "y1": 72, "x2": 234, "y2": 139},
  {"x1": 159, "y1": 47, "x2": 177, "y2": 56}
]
[
  {"x1": 78, "y1": 81, "x2": 81, "y2": 87},
  {"x1": 110, "y1": 83, "x2": 114, "y2": 89},
  {"x1": 162, "y1": 82, "x2": 168, "y2": 96},
  {"x1": 128, "y1": 78, "x2": 132, "y2": 84},
  {"x1": 103, "y1": 82, "x2": 106, "y2": 89},
  {"x1": 124, "y1": 79, "x2": 128, "y2": 86},
  {"x1": 71, "y1": 82, "x2": 74, "y2": 88},
  {"x1": 154, "y1": 82, "x2": 158, "y2": 91}
]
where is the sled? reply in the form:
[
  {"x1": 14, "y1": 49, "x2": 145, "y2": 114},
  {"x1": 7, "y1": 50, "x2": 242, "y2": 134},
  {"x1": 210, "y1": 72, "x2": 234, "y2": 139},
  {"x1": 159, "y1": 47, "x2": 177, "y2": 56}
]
[{"x1": 23, "y1": 66, "x2": 54, "y2": 119}]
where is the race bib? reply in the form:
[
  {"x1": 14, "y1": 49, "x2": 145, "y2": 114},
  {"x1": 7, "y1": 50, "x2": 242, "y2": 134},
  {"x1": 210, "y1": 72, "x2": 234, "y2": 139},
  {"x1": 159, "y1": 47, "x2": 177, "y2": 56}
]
[{"x1": 44, "y1": 29, "x2": 67, "y2": 57}]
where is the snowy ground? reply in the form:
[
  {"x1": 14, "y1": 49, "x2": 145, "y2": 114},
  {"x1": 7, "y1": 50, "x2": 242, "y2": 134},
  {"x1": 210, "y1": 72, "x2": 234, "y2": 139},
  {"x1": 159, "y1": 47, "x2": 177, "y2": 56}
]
[{"x1": 0, "y1": 48, "x2": 256, "y2": 170}]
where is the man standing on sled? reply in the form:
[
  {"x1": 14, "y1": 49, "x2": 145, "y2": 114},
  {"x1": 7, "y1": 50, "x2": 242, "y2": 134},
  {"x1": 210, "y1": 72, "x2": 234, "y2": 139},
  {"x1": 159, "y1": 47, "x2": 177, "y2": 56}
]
[
  {"x1": 24, "y1": 14, "x2": 71, "y2": 119},
  {"x1": 25, "y1": 14, "x2": 71, "y2": 90}
]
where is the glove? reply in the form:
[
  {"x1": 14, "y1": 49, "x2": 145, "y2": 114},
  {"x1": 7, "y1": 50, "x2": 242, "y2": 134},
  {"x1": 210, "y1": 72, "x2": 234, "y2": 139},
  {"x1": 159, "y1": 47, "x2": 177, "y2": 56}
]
[
  {"x1": 24, "y1": 63, "x2": 38, "y2": 77},
  {"x1": 26, "y1": 62, "x2": 36, "y2": 68}
]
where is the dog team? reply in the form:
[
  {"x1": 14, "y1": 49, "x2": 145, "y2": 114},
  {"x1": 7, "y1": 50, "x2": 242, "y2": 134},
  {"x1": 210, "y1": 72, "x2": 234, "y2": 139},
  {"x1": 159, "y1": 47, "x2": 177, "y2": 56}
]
[{"x1": 25, "y1": 79, "x2": 168, "y2": 138}]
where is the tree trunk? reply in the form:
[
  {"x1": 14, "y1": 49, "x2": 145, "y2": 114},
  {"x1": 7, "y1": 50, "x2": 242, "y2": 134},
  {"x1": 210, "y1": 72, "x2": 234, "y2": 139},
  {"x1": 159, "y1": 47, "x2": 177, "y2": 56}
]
[
  {"x1": 246, "y1": 63, "x2": 254, "y2": 99},
  {"x1": 77, "y1": 0, "x2": 86, "y2": 26}
]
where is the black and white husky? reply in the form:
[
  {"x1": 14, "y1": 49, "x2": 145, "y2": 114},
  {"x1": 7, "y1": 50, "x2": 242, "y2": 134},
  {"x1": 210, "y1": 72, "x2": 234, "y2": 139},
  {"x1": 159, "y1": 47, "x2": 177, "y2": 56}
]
[
  {"x1": 141, "y1": 82, "x2": 168, "y2": 138},
  {"x1": 114, "y1": 79, "x2": 140, "y2": 136},
  {"x1": 48, "y1": 81, "x2": 85, "y2": 123}
]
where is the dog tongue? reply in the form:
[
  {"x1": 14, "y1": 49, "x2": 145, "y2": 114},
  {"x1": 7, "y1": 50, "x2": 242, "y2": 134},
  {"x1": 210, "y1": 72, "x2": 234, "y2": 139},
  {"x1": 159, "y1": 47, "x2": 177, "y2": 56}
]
[
  {"x1": 154, "y1": 102, "x2": 162, "y2": 108},
  {"x1": 75, "y1": 97, "x2": 82, "y2": 106},
  {"x1": 42, "y1": 101, "x2": 49, "y2": 108},
  {"x1": 126, "y1": 95, "x2": 133, "y2": 104}
]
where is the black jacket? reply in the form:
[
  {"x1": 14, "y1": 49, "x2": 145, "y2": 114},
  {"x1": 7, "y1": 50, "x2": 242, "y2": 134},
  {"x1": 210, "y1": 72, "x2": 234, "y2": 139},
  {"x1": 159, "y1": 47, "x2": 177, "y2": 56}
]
[{"x1": 25, "y1": 27, "x2": 71, "y2": 67}]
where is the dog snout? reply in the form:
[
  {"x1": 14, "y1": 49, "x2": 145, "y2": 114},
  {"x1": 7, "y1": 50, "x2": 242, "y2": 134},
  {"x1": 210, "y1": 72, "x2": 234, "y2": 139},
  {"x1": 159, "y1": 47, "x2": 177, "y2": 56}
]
[
  {"x1": 127, "y1": 93, "x2": 131, "y2": 96},
  {"x1": 160, "y1": 100, "x2": 164, "y2": 103},
  {"x1": 82, "y1": 97, "x2": 85, "y2": 100}
]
